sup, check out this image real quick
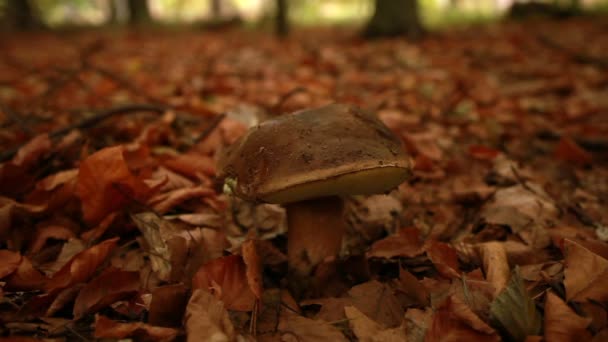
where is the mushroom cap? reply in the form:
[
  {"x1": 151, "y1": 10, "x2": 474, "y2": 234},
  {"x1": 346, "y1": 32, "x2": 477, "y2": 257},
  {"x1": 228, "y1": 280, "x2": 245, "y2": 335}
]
[{"x1": 219, "y1": 104, "x2": 411, "y2": 204}]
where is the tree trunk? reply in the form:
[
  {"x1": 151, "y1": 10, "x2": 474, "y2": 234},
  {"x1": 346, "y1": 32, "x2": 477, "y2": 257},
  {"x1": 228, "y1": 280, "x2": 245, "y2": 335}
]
[
  {"x1": 210, "y1": 0, "x2": 222, "y2": 18},
  {"x1": 275, "y1": 0, "x2": 288, "y2": 37},
  {"x1": 364, "y1": 0, "x2": 423, "y2": 39},
  {"x1": 127, "y1": 0, "x2": 151, "y2": 26},
  {"x1": 5, "y1": 0, "x2": 40, "y2": 30}
]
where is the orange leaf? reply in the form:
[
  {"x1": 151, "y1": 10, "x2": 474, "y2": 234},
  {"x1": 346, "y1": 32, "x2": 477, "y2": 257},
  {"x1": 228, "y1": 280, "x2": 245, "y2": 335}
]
[
  {"x1": 426, "y1": 241, "x2": 461, "y2": 279},
  {"x1": 73, "y1": 268, "x2": 140, "y2": 318},
  {"x1": 5, "y1": 255, "x2": 46, "y2": 291},
  {"x1": 544, "y1": 291, "x2": 591, "y2": 342},
  {"x1": 367, "y1": 227, "x2": 424, "y2": 259},
  {"x1": 468, "y1": 145, "x2": 501, "y2": 161},
  {"x1": 192, "y1": 255, "x2": 256, "y2": 311},
  {"x1": 28, "y1": 224, "x2": 75, "y2": 254},
  {"x1": 94, "y1": 314, "x2": 178, "y2": 341},
  {"x1": 77, "y1": 145, "x2": 152, "y2": 223},
  {"x1": 45, "y1": 237, "x2": 119, "y2": 292},
  {"x1": 162, "y1": 153, "x2": 216, "y2": 179},
  {"x1": 0, "y1": 250, "x2": 22, "y2": 278},
  {"x1": 554, "y1": 137, "x2": 592, "y2": 165}
]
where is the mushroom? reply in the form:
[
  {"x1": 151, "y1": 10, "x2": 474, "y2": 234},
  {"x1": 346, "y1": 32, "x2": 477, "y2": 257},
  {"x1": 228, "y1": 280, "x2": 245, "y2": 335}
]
[{"x1": 219, "y1": 104, "x2": 411, "y2": 293}]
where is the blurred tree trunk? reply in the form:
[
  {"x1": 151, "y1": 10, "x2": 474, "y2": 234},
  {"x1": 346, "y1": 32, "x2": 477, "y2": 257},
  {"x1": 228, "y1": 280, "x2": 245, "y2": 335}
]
[
  {"x1": 364, "y1": 0, "x2": 423, "y2": 38},
  {"x1": 211, "y1": 0, "x2": 222, "y2": 18},
  {"x1": 127, "y1": 0, "x2": 151, "y2": 26},
  {"x1": 276, "y1": 0, "x2": 288, "y2": 37},
  {"x1": 109, "y1": 0, "x2": 118, "y2": 23},
  {"x1": 5, "y1": 0, "x2": 41, "y2": 30}
]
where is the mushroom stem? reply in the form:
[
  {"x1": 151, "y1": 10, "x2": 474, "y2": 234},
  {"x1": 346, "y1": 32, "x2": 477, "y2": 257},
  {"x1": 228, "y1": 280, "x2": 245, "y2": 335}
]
[{"x1": 285, "y1": 196, "x2": 345, "y2": 284}]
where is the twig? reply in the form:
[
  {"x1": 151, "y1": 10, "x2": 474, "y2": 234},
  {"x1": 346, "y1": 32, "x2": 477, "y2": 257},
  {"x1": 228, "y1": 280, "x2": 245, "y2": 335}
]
[
  {"x1": 0, "y1": 104, "x2": 168, "y2": 163},
  {"x1": 271, "y1": 87, "x2": 307, "y2": 114},
  {"x1": 536, "y1": 130, "x2": 608, "y2": 152},
  {"x1": 194, "y1": 113, "x2": 226, "y2": 143}
]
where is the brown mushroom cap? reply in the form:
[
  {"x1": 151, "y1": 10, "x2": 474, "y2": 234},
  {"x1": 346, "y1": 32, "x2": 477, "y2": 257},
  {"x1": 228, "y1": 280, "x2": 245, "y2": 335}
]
[{"x1": 219, "y1": 104, "x2": 411, "y2": 204}]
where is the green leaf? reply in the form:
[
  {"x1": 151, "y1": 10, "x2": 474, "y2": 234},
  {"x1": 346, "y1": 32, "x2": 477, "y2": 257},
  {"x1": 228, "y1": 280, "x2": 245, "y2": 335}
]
[{"x1": 490, "y1": 267, "x2": 542, "y2": 341}]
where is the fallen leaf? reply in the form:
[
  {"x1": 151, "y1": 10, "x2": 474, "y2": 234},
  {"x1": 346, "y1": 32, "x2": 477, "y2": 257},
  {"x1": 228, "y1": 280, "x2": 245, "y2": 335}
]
[
  {"x1": 45, "y1": 237, "x2": 119, "y2": 292},
  {"x1": 94, "y1": 314, "x2": 178, "y2": 341},
  {"x1": 490, "y1": 267, "x2": 541, "y2": 341},
  {"x1": 184, "y1": 289, "x2": 236, "y2": 342},
  {"x1": 73, "y1": 267, "x2": 140, "y2": 318},
  {"x1": 345, "y1": 305, "x2": 408, "y2": 342},
  {"x1": 425, "y1": 241, "x2": 460, "y2": 279},
  {"x1": 5, "y1": 254, "x2": 46, "y2": 291},
  {"x1": 554, "y1": 136, "x2": 592, "y2": 165},
  {"x1": 367, "y1": 227, "x2": 425, "y2": 259},
  {"x1": 275, "y1": 310, "x2": 348, "y2": 342},
  {"x1": 478, "y1": 241, "x2": 510, "y2": 296},
  {"x1": 563, "y1": 239, "x2": 608, "y2": 302},
  {"x1": 0, "y1": 250, "x2": 22, "y2": 278},
  {"x1": 192, "y1": 254, "x2": 256, "y2": 311},
  {"x1": 148, "y1": 283, "x2": 189, "y2": 327},
  {"x1": 544, "y1": 291, "x2": 592, "y2": 342},
  {"x1": 77, "y1": 145, "x2": 153, "y2": 223}
]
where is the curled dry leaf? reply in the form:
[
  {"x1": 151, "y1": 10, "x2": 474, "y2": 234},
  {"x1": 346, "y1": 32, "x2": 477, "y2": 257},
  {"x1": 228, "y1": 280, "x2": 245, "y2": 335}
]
[
  {"x1": 147, "y1": 185, "x2": 216, "y2": 214},
  {"x1": 425, "y1": 240, "x2": 460, "y2": 279},
  {"x1": 273, "y1": 310, "x2": 348, "y2": 342},
  {"x1": 426, "y1": 296, "x2": 500, "y2": 342},
  {"x1": 563, "y1": 239, "x2": 608, "y2": 302},
  {"x1": 367, "y1": 227, "x2": 425, "y2": 259},
  {"x1": 0, "y1": 250, "x2": 22, "y2": 278},
  {"x1": 77, "y1": 145, "x2": 153, "y2": 223},
  {"x1": 162, "y1": 153, "x2": 216, "y2": 179},
  {"x1": 241, "y1": 239, "x2": 263, "y2": 299},
  {"x1": 544, "y1": 291, "x2": 592, "y2": 342},
  {"x1": 192, "y1": 254, "x2": 256, "y2": 311},
  {"x1": 45, "y1": 237, "x2": 119, "y2": 292},
  {"x1": 148, "y1": 283, "x2": 189, "y2": 327},
  {"x1": 94, "y1": 314, "x2": 178, "y2": 342},
  {"x1": 184, "y1": 289, "x2": 236, "y2": 342},
  {"x1": 344, "y1": 305, "x2": 407, "y2": 342},
  {"x1": 4, "y1": 254, "x2": 46, "y2": 291},
  {"x1": 73, "y1": 267, "x2": 140, "y2": 318},
  {"x1": 28, "y1": 224, "x2": 75, "y2": 254},
  {"x1": 131, "y1": 212, "x2": 179, "y2": 282},
  {"x1": 554, "y1": 136, "x2": 592, "y2": 165},
  {"x1": 478, "y1": 241, "x2": 510, "y2": 297}
]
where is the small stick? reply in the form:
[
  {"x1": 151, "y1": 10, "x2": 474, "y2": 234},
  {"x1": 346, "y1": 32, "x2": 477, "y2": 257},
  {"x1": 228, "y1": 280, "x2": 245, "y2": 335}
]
[
  {"x1": 0, "y1": 104, "x2": 168, "y2": 162},
  {"x1": 194, "y1": 113, "x2": 226, "y2": 143}
]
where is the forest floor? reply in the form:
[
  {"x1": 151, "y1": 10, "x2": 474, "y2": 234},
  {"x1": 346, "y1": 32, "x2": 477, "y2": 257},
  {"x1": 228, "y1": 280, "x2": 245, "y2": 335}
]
[{"x1": 1, "y1": 17, "x2": 608, "y2": 341}]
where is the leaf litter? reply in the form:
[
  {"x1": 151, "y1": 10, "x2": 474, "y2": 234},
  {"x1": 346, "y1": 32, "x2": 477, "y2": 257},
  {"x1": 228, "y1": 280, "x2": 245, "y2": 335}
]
[{"x1": 1, "y1": 17, "x2": 608, "y2": 341}]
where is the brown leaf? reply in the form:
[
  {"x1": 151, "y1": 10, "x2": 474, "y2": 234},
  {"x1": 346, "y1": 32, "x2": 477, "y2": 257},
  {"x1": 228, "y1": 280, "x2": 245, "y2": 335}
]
[
  {"x1": 148, "y1": 284, "x2": 189, "y2": 327},
  {"x1": 73, "y1": 268, "x2": 140, "y2": 318},
  {"x1": 554, "y1": 136, "x2": 592, "y2": 165},
  {"x1": 367, "y1": 227, "x2": 425, "y2": 259},
  {"x1": 478, "y1": 241, "x2": 510, "y2": 297},
  {"x1": 192, "y1": 254, "x2": 256, "y2": 311},
  {"x1": 345, "y1": 305, "x2": 407, "y2": 342},
  {"x1": 426, "y1": 296, "x2": 500, "y2": 342},
  {"x1": 5, "y1": 254, "x2": 46, "y2": 291},
  {"x1": 274, "y1": 310, "x2": 348, "y2": 342},
  {"x1": 28, "y1": 224, "x2": 75, "y2": 254},
  {"x1": 162, "y1": 153, "x2": 216, "y2": 179},
  {"x1": 564, "y1": 239, "x2": 608, "y2": 302},
  {"x1": 94, "y1": 314, "x2": 178, "y2": 341},
  {"x1": 0, "y1": 250, "x2": 22, "y2": 278},
  {"x1": 426, "y1": 241, "x2": 460, "y2": 279},
  {"x1": 147, "y1": 186, "x2": 215, "y2": 214},
  {"x1": 184, "y1": 289, "x2": 236, "y2": 342},
  {"x1": 242, "y1": 239, "x2": 263, "y2": 299},
  {"x1": 45, "y1": 237, "x2": 119, "y2": 292},
  {"x1": 348, "y1": 280, "x2": 405, "y2": 327},
  {"x1": 77, "y1": 145, "x2": 153, "y2": 223},
  {"x1": 544, "y1": 291, "x2": 592, "y2": 342}
]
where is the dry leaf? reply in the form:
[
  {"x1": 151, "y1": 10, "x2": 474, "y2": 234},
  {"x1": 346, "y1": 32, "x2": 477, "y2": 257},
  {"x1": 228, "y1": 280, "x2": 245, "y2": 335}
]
[
  {"x1": 544, "y1": 291, "x2": 592, "y2": 342},
  {"x1": 184, "y1": 289, "x2": 236, "y2": 342},
  {"x1": 345, "y1": 305, "x2": 407, "y2": 342},
  {"x1": 563, "y1": 239, "x2": 608, "y2": 302},
  {"x1": 94, "y1": 314, "x2": 178, "y2": 341}
]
